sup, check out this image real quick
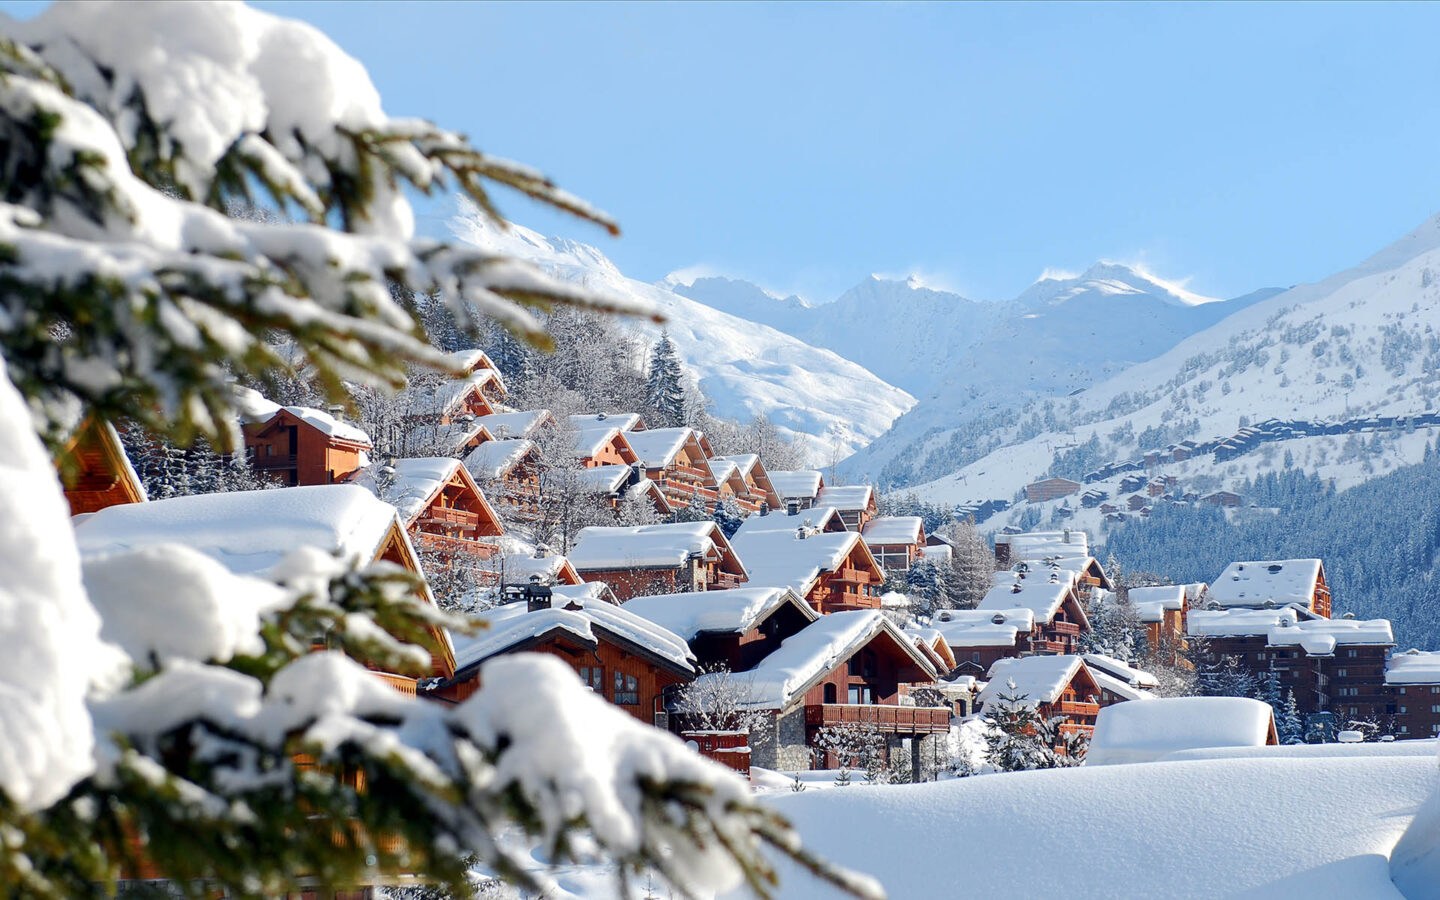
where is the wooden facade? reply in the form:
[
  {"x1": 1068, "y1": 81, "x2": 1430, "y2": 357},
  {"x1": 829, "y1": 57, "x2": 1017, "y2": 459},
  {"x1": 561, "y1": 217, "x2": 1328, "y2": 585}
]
[
  {"x1": 1025, "y1": 477, "x2": 1082, "y2": 504},
  {"x1": 244, "y1": 409, "x2": 370, "y2": 486},
  {"x1": 802, "y1": 536, "x2": 887, "y2": 615},
  {"x1": 57, "y1": 418, "x2": 147, "y2": 515}
]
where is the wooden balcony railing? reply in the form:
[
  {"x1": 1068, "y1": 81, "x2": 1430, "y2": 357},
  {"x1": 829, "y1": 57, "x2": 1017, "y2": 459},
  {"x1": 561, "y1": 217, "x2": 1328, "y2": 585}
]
[
  {"x1": 1050, "y1": 621, "x2": 1083, "y2": 636},
  {"x1": 1053, "y1": 700, "x2": 1100, "y2": 718},
  {"x1": 416, "y1": 532, "x2": 500, "y2": 559},
  {"x1": 1029, "y1": 639, "x2": 1068, "y2": 654},
  {"x1": 252, "y1": 454, "x2": 298, "y2": 469},
  {"x1": 805, "y1": 703, "x2": 951, "y2": 734},
  {"x1": 420, "y1": 507, "x2": 480, "y2": 530},
  {"x1": 712, "y1": 572, "x2": 747, "y2": 589},
  {"x1": 829, "y1": 569, "x2": 873, "y2": 586},
  {"x1": 376, "y1": 672, "x2": 418, "y2": 696}
]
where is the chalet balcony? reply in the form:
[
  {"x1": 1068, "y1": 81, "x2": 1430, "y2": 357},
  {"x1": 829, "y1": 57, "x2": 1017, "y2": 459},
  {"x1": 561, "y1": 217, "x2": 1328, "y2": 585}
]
[
  {"x1": 1028, "y1": 639, "x2": 1068, "y2": 654},
  {"x1": 668, "y1": 463, "x2": 714, "y2": 483},
  {"x1": 712, "y1": 572, "x2": 747, "y2": 589},
  {"x1": 805, "y1": 702, "x2": 951, "y2": 734},
  {"x1": 420, "y1": 507, "x2": 481, "y2": 530},
  {"x1": 1058, "y1": 723, "x2": 1096, "y2": 738},
  {"x1": 829, "y1": 569, "x2": 874, "y2": 585},
  {"x1": 416, "y1": 531, "x2": 500, "y2": 559},
  {"x1": 824, "y1": 595, "x2": 881, "y2": 612},
  {"x1": 376, "y1": 672, "x2": 418, "y2": 696},
  {"x1": 1050, "y1": 621, "x2": 1083, "y2": 637},
  {"x1": 251, "y1": 453, "x2": 298, "y2": 470},
  {"x1": 1053, "y1": 700, "x2": 1100, "y2": 718}
]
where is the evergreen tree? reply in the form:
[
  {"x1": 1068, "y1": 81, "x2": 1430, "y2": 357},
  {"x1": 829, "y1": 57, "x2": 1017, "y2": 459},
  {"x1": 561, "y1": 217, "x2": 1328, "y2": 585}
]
[
  {"x1": 1279, "y1": 691, "x2": 1305, "y2": 745},
  {"x1": 645, "y1": 331, "x2": 688, "y2": 427}
]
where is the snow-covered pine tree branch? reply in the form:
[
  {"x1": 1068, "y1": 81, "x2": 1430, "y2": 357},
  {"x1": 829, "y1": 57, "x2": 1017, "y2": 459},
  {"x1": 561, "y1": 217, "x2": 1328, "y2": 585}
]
[{"x1": 0, "y1": 2, "x2": 657, "y2": 451}]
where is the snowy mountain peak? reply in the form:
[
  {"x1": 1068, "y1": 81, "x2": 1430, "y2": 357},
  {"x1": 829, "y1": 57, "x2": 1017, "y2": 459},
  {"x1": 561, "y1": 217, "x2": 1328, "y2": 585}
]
[{"x1": 1023, "y1": 261, "x2": 1221, "y2": 309}]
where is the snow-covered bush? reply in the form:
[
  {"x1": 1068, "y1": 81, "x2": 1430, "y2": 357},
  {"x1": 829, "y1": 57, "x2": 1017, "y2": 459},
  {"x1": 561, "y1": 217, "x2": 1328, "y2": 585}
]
[{"x1": 0, "y1": 4, "x2": 873, "y2": 897}]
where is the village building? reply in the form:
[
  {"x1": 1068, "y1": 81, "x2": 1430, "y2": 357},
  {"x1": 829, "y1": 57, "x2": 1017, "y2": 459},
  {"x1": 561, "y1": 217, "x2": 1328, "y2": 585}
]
[
  {"x1": 1024, "y1": 477, "x2": 1082, "y2": 504},
  {"x1": 1207, "y1": 559, "x2": 1332, "y2": 617},
  {"x1": 814, "y1": 484, "x2": 877, "y2": 531},
  {"x1": 977, "y1": 574, "x2": 1092, "y2": 655},
  {"x1": 400, "y1": 420, "x2": 496, "y2": 458},
  {"x1": 1385, "y1": 650, "x2": 1440, "y2": 738},
  {"x1": 932, "y1": 607, "x2": 1032, "y2": 675},
  {"x1": 56, "y1": 417, "x2": 148, "y2": 515},
  {"x1": 568, "y1": 411, "x2": 646, "y2": 433},
  {"x1": 346, "y1": 457, "x2": 504, "y2": 571},
  {"x1": 1202, "y1": 490, "x2": 1243, "y2": 508},
  {"x1": 708, "y1": 454, "x2": 784, "y2": 514},
  {"x1": 462, "y1": 438, "x2": 542, "y2": 520},
  {"x1": 403, "y1": 349, "x2": 507, "y2": 425},
  {"x1": 478, "y1": 549, "x2": 584, "y2": 589},
  {"x1": 704, "y1": 610, "x2": 947, "y2": 775},
  {"x1": 624, "y1": 427, "x2": 720, "y2": 512},
  {"x1": 1082, "y1": 654, "x2": 1159, "y2": 706},
  {"x1": 430, "y1": 590, "x2": 695, "y2": 727},
  {"x1": 1127, "y1": 584, "x2": 1192, "y2": 663},
  {"x1": 905, "y1": 626, "x2": 959, "y2": 680},
  {"x1": 729, "y1": 523, "x2": 886, "y2": 615},
  {"x1": 572, "y1": 464, "x2": 674, "y2": 518},
  {"x1": 475, "y1": 408, "x2": 555, "y2": 441},
  {"x1": 976, "y1": 655, "x2": 1102, "y2": 745},
  {"x1": 571, "y1": 424, "x2": 640, "y2": 468},
  {"x1": 623, "y1": 586, "x2": 818, "y2": 673},
  {"x1": 567, "y1": 521, "x2": 748, "y2": 600},
  {"x1": 733, "y1": 505, "x2": 848, "y2": 538},
  {"x1": 861, "y1": 516, "x2": 927, "y2": 572},
  {"x1": 240, "y1": 397, "x2": 373, "y2": 487},
  {"x1": 73, "y1": 485, "x2": 456, "y2": 688},
  {"x1": 768, "y1": 469, "x2": 824, "y2": 513},
  {"x1": 1086, "y1": 697, "x2": 1278, "y2": 766}
]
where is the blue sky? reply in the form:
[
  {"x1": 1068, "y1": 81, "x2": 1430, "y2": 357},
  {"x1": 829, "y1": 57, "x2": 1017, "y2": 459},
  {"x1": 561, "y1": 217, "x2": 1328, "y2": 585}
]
[{"x1": 33, "y1": 1, "x2": 1440, "y2": 302}]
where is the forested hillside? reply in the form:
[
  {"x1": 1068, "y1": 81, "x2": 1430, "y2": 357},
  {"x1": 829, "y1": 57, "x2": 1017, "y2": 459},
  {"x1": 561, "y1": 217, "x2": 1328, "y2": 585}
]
[{"x1": 1103, "y1": 439, "x2": 1440, "y2": 647}]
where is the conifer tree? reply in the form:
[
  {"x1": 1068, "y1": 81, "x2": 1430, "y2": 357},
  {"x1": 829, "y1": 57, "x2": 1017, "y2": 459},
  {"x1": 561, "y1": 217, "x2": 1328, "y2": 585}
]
[
  {"x1": 1279, "y1": 690, "x2": 1306, "y2": 745},
  {"x1": 645, "y1": 331, "x2": 688, "y2": 427}
]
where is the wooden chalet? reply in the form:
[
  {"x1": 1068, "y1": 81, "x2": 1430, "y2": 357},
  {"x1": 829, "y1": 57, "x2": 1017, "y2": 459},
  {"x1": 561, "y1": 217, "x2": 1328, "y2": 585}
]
[
  {"x1": 429, "y1": 590, "x2": 695, "y2": 727},
  {"x1": 932, "y1": 607, "x2": 1033, "y2": 676},
  {"x1": 767, "y1": 469, "x2": 824, "y2": 513},
  {"x1": 347, "y1": 457, "x2": 503, "y2": 574},
  {"x1": 1024, "y1": 477, "x2": 1082, "y2": 504},
  {"x1": 624, "y1": 427, "x2": 720, "y2": 512},
  {"x1": 977, "y1": 655, "x2": 1102, "y2": 746},
  {"x1": 568, "y1": 411, "x2": 646, "y2": 433},
  {"x1": 730, "y1": 522, "x2": 887, "y2": 614},
  {"x1": 405, "y1": 349, "x2": 507, "y2": 425},
  {"x1": 463, "y1": 438, "x2": 542, "y2": 521},
  {"x1": 1127, "y1": 584, "x2": 1191, "y2": 664},
  {"x1": 567, "y1": 521, "x2": 748, "y2": 600},
  {"x1": 1082, "y1": 654, "x2": 1159, "y2": 707},
  {"x1": 861, "y1": 515, "x2": 927, "y2": 572},
  {"x1": 478, "y1": 551, "x2": 584, "y2": 589},
  {"x1": 814, "y1": 484, "x2": 877, "y2": 531},
  {"x1": 56, "y1": 417, "x2": 147, "y2": 515},
  {"x1": 623, "y1": 586, "x2": 818, "y2": 673},
  {"x1": 573, "y1": 464, "x2": 674, "y2": 518},
  {"x1": 977, "y1": 573, "x2": 1092, "y2": 655},
  {"x1": 74, "y1": 484, "x2": 457, "y2": 687},
  {"x1": 242, "y1": 405, "x2": 373, "y2": 487},
  {"x1": 475, "y1": 408, "x2": 555, "y2": 441},
  {"x1": 1187, "y1": 607, "x2": 1394, "y2": 721},
  {"x1": 572, "y1": 424, "x2": 640, "y2": 468},
  {"x1": 1385, "y1": 651, "x2": 1440, "y2": 739},
  {"x1": 708, "y1": 454, "x2": 784, "y2": 514},
  {"x1": 706, "y1": 610, "x2": 947, "y2": 775},
  {"x1": 1202, "y1": 490, "x2": 1243, "y2": 508},
  {"x1": 1208, "y1": 559, "x2": 1331, "y2": 617}
]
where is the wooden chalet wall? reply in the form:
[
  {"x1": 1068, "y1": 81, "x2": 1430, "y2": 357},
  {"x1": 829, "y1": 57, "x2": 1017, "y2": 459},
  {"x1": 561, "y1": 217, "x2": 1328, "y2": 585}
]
[
  {"x1": 688, "y1": 603, "x2": 816, "y2": 672},
  {"x1": 805, "y1": 541, "x2": 885, "y2": 614},
  {"x1": 582, "y1": 433, "x2": 636, "y2": 468},
  {"x1": 1196, "y1": 634, "x2": 1389, "y2": 721},
  {"x1": 244, "y1": 411, "x2": 368, "y2": 486},
  {"x1": 58, "y1": 419, "x2": 146, "y2": 515},
  {"x1": 1036, "y1": 666, "x2": 1101, "y2": 744}
]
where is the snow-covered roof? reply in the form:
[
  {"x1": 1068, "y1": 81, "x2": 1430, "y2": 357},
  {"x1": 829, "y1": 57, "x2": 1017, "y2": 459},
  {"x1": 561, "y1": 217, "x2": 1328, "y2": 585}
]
[
  {"x1": 450, "y1": 596, "x2": 693, "y2": 675},
  {"x1": 862, "y1": 516, "x2": 924, "y2": 546},
  {"x1": 444, "y1": 348, "x2": 502, "y2": 379},
  {"x1": 474, "y1": 409, "x2": 551, "y2": 440},
  {"x1": 919, "y1": 543, "x2": 953, "y2": 563},
  {"x1": 1187, "y1": 607, "x2": 1305, "y2": 637},
  {"x1": 74, "y1": 485, "x2": 401, "y2": 577},
  {"x1": 256, "y1": 404, "x2": 371, "y2": 446},
  {"x1": 815, "y1": 484, "x2": 874, "y2": 512},
  {"x1": 624, "y1": 427, "x2": 702, "y2": 469},
  {"x1": 977, "y1": 655, "x2": 1090, "y2": 708},
  {"x1": 1126, "y1": 585, "x2": 1187, "y2": 623},
  {"x1": 571, "y1": 425, "x2": 627, "y2": 459},
  {"x1": 708, "y1": 458, "x2": 739, "y2": 483},
  {"x1": 932, "y1": 607, "x2": 1031, "y2": 649},
  {"x1": 622, "y1": 587, "x2": 815, "y2": 642},
  {"x1": 479, "y1": 552, "x2": 579, "y2": 587},
  {"x1": 1208, "y1": 559, "x2": 1324, "y2": 609},
  {"x1": 233, "y1": 385, "x2": 281, "y2": 424},
  {"x1": 1088, "y1": 668, "x2": 1155, "y2": 703},
  {"x1": 710, "y1": 453, "x2": 759, "y2": 479},
  {"x1": 1263, "y1": 618, "x2": 1394, "y2": 656},
  {"x1": 729, "y1": 528, "x2": 873, "y2": 596},
  {"x1": 767, "y1": 469, "x2": 823, "y2": 501},
  {"x1": 733, "y1": 507, "x2": 843, "y2": 538},
  {"x1": 402, "y1": 421, "x2": 493, "y2": 455},
  {"x1": 996, "y1": 529, "x2": 1090, "y2": 562},
  {"x1": 462, "y1": 438, "x2": 536, "y2": 480},
  {"x1": 568, "y1": 412, "x2": 644, "y2": 432},
  {"x1": 1386, "y1": 649, "x2": 1440, "y2": 685},
  {"x1": 1086, "y1": 697, "x2": 1276, "y2": 766},
  {"x1": 424, "y1": 369, "x2": 504, "y2": 418},
  {"x1": 1082, "y1": 654, "x2": 1158, "y2": 689},
  {"x1": 568, "y1": 522, "x2": 744, "y2": 576},
  {"x1": 720, "y1": 610, "x2": 936, "y2": 710},
  {"x1": 977, "y1": 577, "x2": 1077, "y2": 626},
  {"x1": 347, "y1": 457, "x2": 465, "y2": 525}
]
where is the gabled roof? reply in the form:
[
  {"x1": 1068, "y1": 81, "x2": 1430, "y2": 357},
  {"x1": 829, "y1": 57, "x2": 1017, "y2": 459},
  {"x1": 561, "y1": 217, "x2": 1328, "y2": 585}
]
[
  {"x1": 445, "y1": 348, "x2": 504, "y2": 381},
  {"x1": 479, "y1": 551, "x2": 582, "y2": 587},
  {"x1": 978, "y1": 655, "x2": 1093, "y2": 708},
  {"x1": 57, "y1": 417, "x2": 148, "y2": 513},
  {"x1": 74, "y1": 484, "x2": 401, "y2": 577},
  {"x1": 568, "y1": 522, "x2": 746, "y2": 578},
  {"x1": 862, "y1": 516, "x2": 925, "y2": 546},
  {"x1": 1126, "y1": 585, "x2": 1187, "y2": 623},
  {"x1": 449, "y1": 594, "x2": 694, "y2": 678},
  {"x1": 815, "y1": 484, "x2": 875, "y2": 513},
  {"x1": 710, "y1": 453, "x2": 783, "y2": 507},
  {"x1": 347, "y1": 457, "x2": 501, "y2": 535},
  {"x1": 1186, "y1": 606, "x2": 1313, "y2": 637},
  {"x1": 1088, "y1": 668, "x2": 1155, "y2": 703},
  {"x1": 729, "y1": 527, "x2": 880, "y2": 597},
  {"x1": 996, "y1": 529, "x2": 1090, "y2": 562},
  {"x1": 568, "y1": 412, "x2": 645, "y2": 432},
  {"x1": 1208, "y1": 560, "x2": 1325, "y2": 609},
  {"x1": 625, "y1": 427, "x2": 709, "y2": 471},
  {"x1": 474, "y1": 409, "x2": 553, "y2": 440},
  {"x1": 718, "y1": 610, "x2": 938, "y2": 711},
  {"x1": 932, "y1": 607, "x2": 1032, "y2": 648},
  {"x1": 423, "y1": 368, "x2": 505, "y2": 419},
  {"x1": 1082, "y1": 653, "x2": 1158, "y2": 690},
  {"x1": 571, "y1": 425, "x2": 638, "y2": 463},
  {"x1": 463, "y1": 438, "x2": 537, "y2": 481},
  {"x1": 768, "y1": 469, "x2": 824, "y2": 501},
  {"x1": 978, "y1": 576, "x2": 1087, "y2": 628},
  {"x1": 733, "y1": 507, "x2": 846, "y2": 539},
  {"x1": 401, "y1": 421, "x2": 496, "y2": 456},
  {"x1": 570, "y1": 466, "x2": 674, "y2": 514},
  {"x1": 622, "y1": 586, "x2": 816, "y2": 643},
  {"x1": 250, "y1": 405, "x2": 372, "y2": 447}
]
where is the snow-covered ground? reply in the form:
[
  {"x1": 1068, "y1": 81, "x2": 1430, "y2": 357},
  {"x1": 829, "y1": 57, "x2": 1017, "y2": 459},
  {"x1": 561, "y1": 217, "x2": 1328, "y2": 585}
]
[
  {"x1": 450, "y1": 205, "x2": 914, "y2": 463},
  {"x1": 738, "y1": 748, "x2": 1439, "y2": 899}
]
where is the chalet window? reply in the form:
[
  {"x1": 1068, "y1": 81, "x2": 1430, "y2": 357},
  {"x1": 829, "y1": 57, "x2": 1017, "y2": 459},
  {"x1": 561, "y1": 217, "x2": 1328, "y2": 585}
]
[
  {"x1": 613, "y1": 672, "x2": 639, "y2": 706},
  {"x1": 1401, "y1": 725, "x2": 1409, "y2": 733},
  {"x1": 848, "y1": 685, "x2": 872, "y2": 705},
  {"x1": 1431, "y1": 705, "x2": 1440, "y2": 714},
  {"x1": 824, "y1": 684, "x2": 837, "y2": 704},
  {"x1": 1431, "y1": 686, "x2": 1440, "y2": 694},
  {"x1": 971, "y1": 652, "x2": 980, "y2": 663},
  {"x1": 580, "y1": 667, "x2": 603, "y2": 693},
  {"x1": 1336, "y1": 669, "x2": 1348, "y2": 678},
  {"x1": 1349, "y1": 707, "x2": 1358, "y2": 715},
  {"x1": 1346, "y1": 649, "x2": 1359, "y2": 658},
  {"x1": 1399, "y1": 706, "x2": 1408, "y2": 714}
]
